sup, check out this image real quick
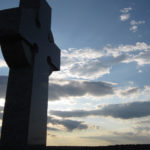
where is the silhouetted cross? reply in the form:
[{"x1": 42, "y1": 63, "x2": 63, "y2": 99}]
[{"x1": 0, "y1": 0, "x2": 60, "y2": 148}]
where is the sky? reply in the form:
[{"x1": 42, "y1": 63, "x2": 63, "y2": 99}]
[{"x1": 0, "y1": 0, "x2": 150, "y2": 146}]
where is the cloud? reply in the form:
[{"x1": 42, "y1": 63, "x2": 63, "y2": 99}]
[
  {"x1": 134, "y1": 126, "x2": 150, "y2": 134},
  {"x1": 105, "y1": 42, "x2": 150, "y2": 56},
  {"x1": 130, "y1": 25, "x2": 138, "y2": 32},
  {"x1": 51, "y1": 48, "x2": 108, "y2": 80},
  {"x1": 49, "y1": 79, "x2": 114, "y2": 100},
  {"x1": 0, "y1": 59, "x2": 7, "y2": 68},
  {"x1": 51, "y1": 42, "x2": 150, "y2": 80},
  {"x1": 69, "y1": 60, "x2": 110, "y2": 80},
  {"x1": 83, "y1": 133, "x2": 150, "y2": 145},
  {"x1": 50, "y1": 101, "x2": 150, "y2": 119},
  {"x1": 120, "y1": 14, "x2": 130, "y2": 21},
  {"x1": 0, "y1": 76, "x2": 146, "y2": 101},
  {"x1": 120, "y1": 7, "x2": 132, "y2": 21},
  {"x1": 130, "y1": 20, "x2": 145, "y2": 26},
  {"x1": 119, "y1": 7, "x2": 145, "y2": 32},
  {"x1": 47, "y1": 116, "x2": 88, "y2": 131},
  {"x1": 130, "y1": 20, "x2": 145, "y2": 32},
  {"x1": 139, "y1": 119, "x2": 150, "y2": 124},
  {"x1": 120, "y1": 7, "x2": 132, "y2": 13},
  {"x1": 102, "y1": 42, "x2": 150, "y2": 66},
  {"x1": 0, "y1": 99, "x2": 88, "y2": 132},
  {"x1": 119, "y1": 87, "x2": 139, "y2": 97},
  {"x1": 133, "y1": 51, "x2": 150, "y2": 66},
  {"x1": 0, "y1": 76, "x2": 115, "y2": 100}
]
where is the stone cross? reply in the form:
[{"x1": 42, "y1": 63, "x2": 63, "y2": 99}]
[{"x1": 0, "y1": 0, "x2": 60, "y2": 149}]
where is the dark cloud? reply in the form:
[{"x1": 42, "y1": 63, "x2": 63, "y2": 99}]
[
  {"x1": 47, "y1": 127, "x2": 60, "y2": 131},
  {"x1": 120, "y1": 87, "x2": 139, "y2": 96},
  {"x1": 51, "y1": 101, "x2": 150, "y2": 119},
  {"x1": 0, "y1": 76, "x2": 140, "y2": 101},
  {"x1": 0, "y1": 76, "x2": 115, "y2": 101},
  {"x1": 0, "y1": 105, "x2": 88, "y2": 132},
  {"x1": 47, "y1": 116, "x2": 88, "y2": 131},
  {"x1": 49, "y1": 80, "x2": 114, "y2": 100}
]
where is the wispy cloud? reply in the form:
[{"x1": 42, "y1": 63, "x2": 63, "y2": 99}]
[
  {"x1": 120, "y1": 7, "x2": 132, "y2": 21},
  {"x1": 117, "y1": 87, "x2": 140, "y2": 99},
  {"x1": 129, "y1": 25, "x2": 138, "y2": 32},
  {"x1": 82, "y1": 133, "x2": 150, "y2": 145},
  {"x1": 130, "y1": 20, "x2": 145, "y2": 26},
  {"x1": 119, "y1": 7, "x2": 145, "y2": 32},
  {"x1": 130, "y1": 20, "x2": 145, "y2": 32},
  {"x1": 120, "y1": 7, "x2": 132, "y2": 13}
]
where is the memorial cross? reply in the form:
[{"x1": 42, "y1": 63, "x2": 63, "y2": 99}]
[{"x1": 0, "y1": 0, "x2": 60, "y2": 148}]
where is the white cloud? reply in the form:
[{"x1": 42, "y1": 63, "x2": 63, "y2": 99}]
[
  {"x1": 129, "y1": 20, "x2": 145, "y2": 32},
  {"x1": 69, "y1": 60, "x2": 110, "y2": 80},
  {"x1": 119, "y1": 7, "x2": 145, "y2": 32},
  {"x1": 125, "y1": 51, "x2": 150, "y2": 66},
  {"x1": 104, "y1": 42, "x2": 150, "y2": 66},
  {"x1": 104, "y1": 42, "x2": 150, "y2": 56},
  {"x1": 130, "y1": 25, "x2": 138, "y2": 32},
  {"x1": 1, "y1": 42, "x2": 147, "y2": 82},
  {"x1": 120, "y1": 7, "x2": 132, "y2": 22},
  {"x1": 120, "y1": 14, "x2": 130, "y2": 21},
  {"x1": 120, "y1": 7, "x2": 132, "y2": 13},
  {"x1": 0, "y1": 98, "x2": 5, "y2": 107},
  {"x1": 0, "y1": 59, "x2": 7, "y2": 68},
  {"x1": 51, "y1": 42, "x2": 150, "y2": 80},
  {"x1": 130, "y1": 20, "x2": 145, "y2": 25},
  {"x1": 138, "y1": 70, "x2": 142, "y2": 73}
]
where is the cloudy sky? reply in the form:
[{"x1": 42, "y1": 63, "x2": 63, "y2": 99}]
[{"x1": 1, "y1": 0, "x2": 150, "y2": 146}]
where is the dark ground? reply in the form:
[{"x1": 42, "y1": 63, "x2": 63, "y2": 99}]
[
  {"x1": 0, "y1": 145, "x2": 150, "y2": 150},
  {"x1": 47, "y1": 145, "x2": 150, "y2": 150}
]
